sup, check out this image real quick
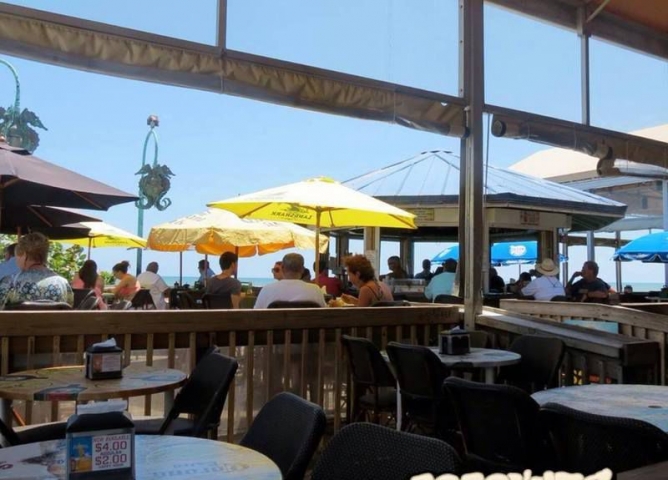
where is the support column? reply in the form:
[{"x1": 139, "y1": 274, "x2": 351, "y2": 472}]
[
  {"x1": 459, "y1": 0, "x2": 485, "y2": 330},
  {"x1": 363, "y1": 227, "x2": 381, "y2": 278},
  {"x1": 400, "y1": 238, "x2": 414, "y2": 277},
  {"x1": 615, "y1": 231, "x2": 623, "y2": 292},
  {"x1": 663, "y1": 180, "x2": 668, "y2": 286}
]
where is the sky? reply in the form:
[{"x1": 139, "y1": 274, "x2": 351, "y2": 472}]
[{"x1": 1, "y1": 0, "x2": 667, "y2": 286}]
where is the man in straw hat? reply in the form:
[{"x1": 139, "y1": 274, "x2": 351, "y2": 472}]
[{"x1": 521, "y1": 258, "x2": 565, "y2": 301}]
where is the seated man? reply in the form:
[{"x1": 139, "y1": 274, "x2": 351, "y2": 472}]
[
  {"x1": 197, "y1": 259, "x2": 215, "y2": 284},
  {"x1": 566, "y1": 260, "x2": 610, "y2": 303},
  {"x1": 315, "y1": 260, "x2": 342, "y2": 297},
  {"x1": 521, "y1": 259, "x2": 564, "y2": 301},
  {"x1": 254, "y1": 253, "x2": 326, "y2": 308},
  {"x1": 205, "y1": 252, "x2": 242, "y2": 309},
  {"x1": 425, "y1": 259, "x2": 457, "y2": 301},
  {"x1": 414, "y1": 259, "x2": 433, "y2": 283},
  {"x1": 137, "y1": 262, "x2": 170, "y2": 310},
  {"x1": 383, "y1": 255, "x2": 410, "y2": 281}
]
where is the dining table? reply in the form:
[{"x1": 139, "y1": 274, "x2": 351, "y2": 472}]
[
  {"x1": 0, "y1": 435, "x2": 282, "y2": 479},
  {"x1": 0, "y1": 364, "x2": 187, "y2": 426},
  {"x1": 532, "y1": 384, "x2": 668, "y2": 432}
]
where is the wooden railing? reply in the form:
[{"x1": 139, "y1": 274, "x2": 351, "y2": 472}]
[
  {"x1": 0, "y1": 305, "x2": 459, "y2": 439},
  {"x1": 498, "y1": 299, "x2": 668, "y2": 384}
]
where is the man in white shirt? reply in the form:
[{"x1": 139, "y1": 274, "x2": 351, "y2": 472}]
[
  {"x1": 521, "y1": 258, "x2": 565, "y2": 301},
  {"x1": 137, "y1": 262, "x2": 170, "y2": 310},
  {"x1": 254, "y1": 253, "x2": 326, "y2": 308}
]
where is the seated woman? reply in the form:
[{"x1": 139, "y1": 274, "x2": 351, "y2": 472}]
[
  {"x1": 341, "y1": 254, "x2": 393, "y2": 307},
  {"x1": 0, "y1": 232, "x2": 73, "y2": 309},
  {"x1": 111, "y1": 261, "x2": 140, "y2": 301},
  {"x1": 72, "y1": 260, "x2": 107, "y2": 310}
]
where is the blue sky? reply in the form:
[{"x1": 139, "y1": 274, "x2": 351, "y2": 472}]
[{"x1": 2, "y1": 1, "x2": 667, "y2": 285}]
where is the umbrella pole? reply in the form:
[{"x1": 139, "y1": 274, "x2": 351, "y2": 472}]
[
  {"x1": 234, "y1": 247, "x2": 239, "y2": 279},
  {"x1": 204, "y1": 254, "x2": 208, "y2": 288},
  {"x1": 315, "y1": 210, "x2": 321, "y2": 281},
  {"x1": 87, "y1": 238, "x2": 92, "y2": 260},
  {"x1": 179, "y1": 251, "x2": 183, "y2": 285}
]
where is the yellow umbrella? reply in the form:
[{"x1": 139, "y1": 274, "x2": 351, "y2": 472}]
[
  {"x1": 207, "y1": 176, "x2": 417, "y2": 268},
  {"x1": 57, "y1": 221, "x2": 147, "y2": 258},
  {"x1": 147, "y1": 209, "x2": 329, "y2": 256}
]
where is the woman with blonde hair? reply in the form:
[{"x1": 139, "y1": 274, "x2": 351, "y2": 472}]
[
  {"x1": 111, "y1": 260, "x2": 140, "y2": 301},
  {"x1": 341, "y1": 254, "x2": 393, "y2": 307},
  {"x1": 0, "y1": 233, "x2": 73, "y2": 308}
]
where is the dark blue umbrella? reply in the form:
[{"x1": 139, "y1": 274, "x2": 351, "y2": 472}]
[{"x1": 613, "y1": 232, "x2": 668, "y2": 263}]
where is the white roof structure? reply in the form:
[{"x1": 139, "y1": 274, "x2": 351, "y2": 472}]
[{"x1": 344, "y1": 150, "x2": 626, "y2": 232}]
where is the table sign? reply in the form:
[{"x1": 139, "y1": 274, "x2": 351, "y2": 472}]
[
  {"x1": 66, "y1": 407, "x2": 135, "y2": 480},
  {"x1": 439, "y1": 327, "x2": 470, "y2": 355},
  {"x1": 85, "y1": 339, "x2": 123, "y2": 380}
]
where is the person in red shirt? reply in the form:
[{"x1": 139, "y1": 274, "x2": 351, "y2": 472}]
[{"x1": 315, "y1": 260, "x2": 342, "y2": 297}]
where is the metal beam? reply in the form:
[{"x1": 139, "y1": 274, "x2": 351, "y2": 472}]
[
  {"x1": 487, "y1": 0, "x2": 668, "y2": 61},
  {"x1": 459, "y1": 0, "x2": 485, "y2": 330},
  {"x1": 217, "y1": 0, "x2": 227, "y2": 52}
]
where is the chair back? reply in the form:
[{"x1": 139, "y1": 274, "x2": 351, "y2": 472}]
[
  {"x1": 443, "y1": 377, "x2": 553, "y2": 473},
  {"x1": 311, "y1": 423, "x2": 460, "y2": 480},
  {"x1": 109, "y1": 300, "x2": 132, "y2": 310},
  {"x1": 171, "y1": 290, "x2": 199, "y2": 309},
  {"x1": 501, "y1": 335, "x2": 565, "y2": 393},
  {"x1": 201, "y1": 293, "x2": 232, "y2": 309},
  {"x1": 341, "y1": 335, "x2": 395, "y2": 389},
  {"x1": 161, "y1": 352, "x2": 238, "y2": 437},
  {"x1": 77, "y1": 291, "x2": 100, "y2": 310},
  {"x1": 386, "y1": 342, "x2": 447, "y2": 402},
  {"x1": 540, "y1": 402, "x2": 668, "y2": 476},
  {"x1": 267, "y1": 300, "x2": 322, "y2": 308},
  {"x1": 241, "y1": 392, "x2": 326, "y2": 480},
  {"x1": 72, "y1": 288, "x2": 93, "y2": 308},
  {"x1": 5, "y1": 300, "x2": 72, "y2": 311},
  {"x1": 433, "y1": 294, "x2": 464, "y2": 304},
  {"x1": 0, "y1": 416, "x2": 21, "y2": 445},
  {"x1": 131, "y1": 289, "x2": 155, "y2": 309}
]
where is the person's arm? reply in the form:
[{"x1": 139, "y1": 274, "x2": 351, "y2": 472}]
[
  {"x1": 95, "y1": 275, "x2": 104, "y2": 291},
  {"x1": 521, "y1": 280, "x2": 538, "y2": 297},
  {"x1": 565, "y1": 271, "x2": 583, "y2": 296},
  {"x1": 340, "y1": 293, "x2": 359, "y2": 306},
  {"x1": 230, "y1": 281, "x2": 242, "y2": 309}
]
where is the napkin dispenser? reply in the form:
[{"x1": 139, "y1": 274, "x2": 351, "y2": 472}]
[
  {"x1": 66, "y1": 404, "x2": 135, "y2": 480},
  {"x1": 439, "y1": 328, "x2": 470, "y2": 355},
  {"x1": 85, "y1": 339, "x2": 122, "y2": 380}
]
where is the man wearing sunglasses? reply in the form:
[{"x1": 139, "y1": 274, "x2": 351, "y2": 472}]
[{"x1": 271, "y1": 261, "x2": 284, "y2": 280}]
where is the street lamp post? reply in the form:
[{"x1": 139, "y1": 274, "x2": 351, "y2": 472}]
[
  {"x1": 136, "y1": 115, "x2": 160, "y2": 276},
  {"x1": 135, "y1": 115, "x2": 174, "y2": 275},
  {"x1": 0, "y1": 58, "x2": 21, "y2": 143}
]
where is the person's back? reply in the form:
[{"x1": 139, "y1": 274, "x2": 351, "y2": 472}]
[
  {"x1": 137, "y1": 262, "x2": 169, "y2": 310},
  {"x1": 255, "y1": 253, "x2": 325, "y2": 309},
  {"x1": 0, "y1": 234, "x2": 73, "y2": 309},
  {"x1": 425, "y1": 259, "x2": 457, "y2": 300}
]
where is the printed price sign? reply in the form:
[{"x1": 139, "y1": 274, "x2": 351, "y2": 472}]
[{"x1": 69, "y1": 433, "x2": 132, "y2": 473}]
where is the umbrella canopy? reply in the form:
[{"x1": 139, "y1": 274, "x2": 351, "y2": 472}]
[
  {"x1": 1, "y1": 205, "x2": 99, "y2": 234},
  {"x1": 207, "y1": 176, "x2": 416, "y2": 267},
  {"x1": 432, "y1": 241, "x2": 566, "y2": 266},
  {"x1": 0, "y1": 142, "x2": 137, "y2": 210},
  {"x1": 57, "y1": 221, "x2": 146, "y2": 257},
  {"x1": 613, "y1": 232, "x2": 668, "y2": 263},
  {"x1": 147, "y1": 209, "x2": 329, "y2": 256}
]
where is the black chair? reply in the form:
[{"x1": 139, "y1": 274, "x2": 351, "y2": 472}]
[
  {"x1": 372, "y1": 300, "x2": 411, "y2": 307},
  {"x1": 130, "y1": 289, "x2": 155, "y2": 310},
  {"x1": 341, "y1": 335, "x2": 397, "y2": 424},
  {"x1": 76, "y1": 291, "x2": 100, "y2": 310},
  {"x1": 540, "y1": 402, "x2": 668, "y2": 476},
  {"x1": 443, "y1": 377, "x2": 554, "y2": 474},
  {"x1": 311, "y1": 422, "x2": 461, "y2": 480},
  {"x1": 498, "y1": 335, "x2": 566, "y2": 393},
  {"x1": 240, "y1": 392, "x2": 326, "y2": 480},
  {"x1": 201, "y1": 293, "x2": 232, "y2": 309},
  {"x1": 386, "y1": 342, "x2": 454, "y2": 438},
  {"x1": 0, "y1": 417, "x2": 67, "y2": 446},
  {"x1": 5, "y1": 300, "x2": 72, "y2": 311},
  {"x1": 109, "y1": 300, "x2": 132, "y2": 310},
  {"x1": 433, "y1": 294, "x2": 464, "y2": 305},
  {"x1": 72, "y1": 288, "x2": 94, "y2": 308},
  {"x1": 267, "y1": 300, "x2": 322, "y2": 308},
  {"x1": 171, "y1": 290, "x2": 199, "y2": 309},
  {"x1": 134, "y1": 352, "x2": 238, "y2": 438}
]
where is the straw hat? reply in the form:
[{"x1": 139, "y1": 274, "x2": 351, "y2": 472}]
[{"x1": 535, "y1": 258, "x2": 559, "y2": 276}]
